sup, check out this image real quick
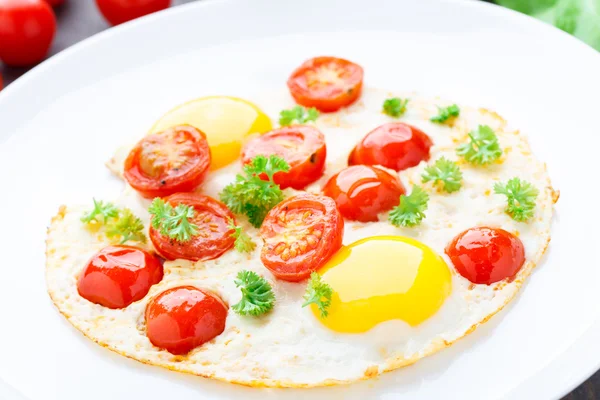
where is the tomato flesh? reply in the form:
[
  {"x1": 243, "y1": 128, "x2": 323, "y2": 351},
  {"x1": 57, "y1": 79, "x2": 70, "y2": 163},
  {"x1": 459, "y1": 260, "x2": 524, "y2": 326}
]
[
  {"x1": 95, "y1": 0, "x2": 171, "y2": 26},
  {"x1": 349, "y1": 122, "x2": 432, "y2": 172},
  {"x1": 0, "y1": 0, "x2": 56, "y2": 66},
  {"x1": 124, "y1": 125, "x2": 211, "y2": 199},
  {"x1": 241, "y1": 125, "x2": 326, "y2": 189},
  {"x1": 149, "y1": 193, "x2": 235, "y2": 261},
  {"x1": 145, "y1": 286, "x2": 228, "y2": 355},
  {"x1": 260, "y1": 194, "x2": 344, "y2": 282},
  {"x1": 446, "y1": 227, "x2": 525, "y2": 285},
  {"x1": 323, "y1": 165, "x2": 405, "y2": 222},
  {"x1": 77, "y1": 245, "x2": 163, "y2": 309},
  {"x1": 287, "y1": 56, "x2": 363, "y2": 112}
]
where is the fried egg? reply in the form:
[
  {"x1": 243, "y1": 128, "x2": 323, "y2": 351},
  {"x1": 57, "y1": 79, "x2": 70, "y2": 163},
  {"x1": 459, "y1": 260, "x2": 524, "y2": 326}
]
[{"x1": 46, "y1": 88, "x2": 556, "y2": 387}]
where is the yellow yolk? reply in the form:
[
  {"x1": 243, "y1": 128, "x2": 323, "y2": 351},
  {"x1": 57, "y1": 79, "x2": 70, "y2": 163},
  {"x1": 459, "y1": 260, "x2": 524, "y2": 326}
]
[
  {"x1": 149, "y1": 96, "x2": 272, "y2": 170},
  {"x1": 312, "y1": 236, "x2": 452, "y2": 333}
]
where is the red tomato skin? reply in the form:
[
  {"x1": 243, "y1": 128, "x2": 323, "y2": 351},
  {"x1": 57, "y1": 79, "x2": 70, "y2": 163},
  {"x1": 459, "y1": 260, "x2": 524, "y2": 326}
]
[
  {"x1": 445, "y1": 227, "x2": 525, "y2": 285},
  {"x1": 44, "y1": 0, "x2": 64, "y2": 6},
  {"x1": 349, "y1": 122, "x2": 433, "y2": 172},
  {"x1": 77, "y1": 245, "x2": 164, "y2": 309},
  {"x1": 241, "y1": 125, "x2": 326, "y2": 189},
  {"x1": 0, "y1": 0, "x2": 56, "y2": 66},
  {"x1": 124, "y1": 125, "x2": 211, "y2": 199},
  {"x1": 322, "y1": 165, "x2": 405, "y2": 222},
  {"x1": 149, "y1": 193, "x2": 236, "y2": 262},
  {"x1": 95, "y1": 0, "x2": 171, "y2": 26},
  {"x1": 260, "y1": 193, "x2": 344, "y2": 282},
  {"x1": 287, "y1": 56, "x2": 363, "y2": 112},
  {"x1": 145, "y1": 286, "x2": 228, "y2": 355}
]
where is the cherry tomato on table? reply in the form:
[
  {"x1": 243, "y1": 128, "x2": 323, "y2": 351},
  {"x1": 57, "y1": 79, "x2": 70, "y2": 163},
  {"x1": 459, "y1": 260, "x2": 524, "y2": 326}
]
[
  {"x1": 124, "y1": 125, "x2": 211, "y2": 199},
  {"x1": 149, "y1": 193, "x2": 236, "y2": 262},
  {"x1": 77, "y1": 245, "x2": 164, "y2": 309},
  {"x1": 349, "y1": 122, "x2": 433, "y2": 172},
  {"x1": 96, "y1": 0, "x2": 171, "y2": 26},
  {"x1": 241, "y1": 125, "x2": 326, "y2": 189},
  {"x1": 445, "y1": 227, "x2": 525, "y2": 285},
  {"x1": 145, "y1": 286, "x2": 228, "y2": 355},
  {"x1": 260, "y1": 193, "x2": 344, "y2": 282},
  {"x1": 287, "y1": 56, "x2": 363, "y2": 112},
  {"x1": 0, "y1": 0, "x2": 56, "y2": 66},
  {"x1": 323, "y1": 165, "x2": 405, "y2": 222}
]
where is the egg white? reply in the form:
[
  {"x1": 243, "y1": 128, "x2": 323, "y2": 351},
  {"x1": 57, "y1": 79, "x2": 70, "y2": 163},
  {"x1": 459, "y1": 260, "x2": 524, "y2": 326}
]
[{"x1": 46, "y1": 88, "x2": 556, "y2": 387}]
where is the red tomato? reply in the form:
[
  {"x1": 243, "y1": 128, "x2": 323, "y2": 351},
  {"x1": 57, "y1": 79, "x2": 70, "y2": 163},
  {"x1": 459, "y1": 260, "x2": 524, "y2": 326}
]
[
  {"x1": 0, "y1": 73, "x2": 3, "y2": 91},
  {"x1": 0, "y1": 0, "x2": 56, "y2": 67},
  {"x1": 149, "y1": 193, "x2": 236, "y2": 262},
  {"x1": 445, "y1": 227, "x2": 525, "y2": 285},
  {"x1": 77, "y1": 245, "x2": 163, "y2": 309},
  {"x1": 349, "y1": 122, "x2": 433, "y2": 172},
  {"x1": 95, "y1": 0, "x2": 171, "y2": 26},
  {"x1": 145, "y1": 286, "x2": 227, "y2": 355},
  {"x1": 241, "y1": 125, "x2": 326, "y2": 189},
  {"x1": 322, "y1": 165, "x2": 405, "y2": 222},
  {"x1": 287, "y1": 56, "x2": 363, "y2": 112},
  {"x1": 44, "y1": 0, "x2": 64, "y2": 6},
  {"x1": 124, "y1": 125, "x2": 211, "y2": 199},
  {"x1": 260, "y1": 193, "x2": 343, "y2": 282}
]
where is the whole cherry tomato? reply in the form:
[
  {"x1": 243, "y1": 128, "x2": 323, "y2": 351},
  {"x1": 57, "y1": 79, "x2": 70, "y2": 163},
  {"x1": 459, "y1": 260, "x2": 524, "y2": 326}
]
[
  {"x1": 0, "y1": 0, "x2": 56, "y2": 66},
  {"x1": 95, "y1": 0, "x2": 171, "y2": 26}
]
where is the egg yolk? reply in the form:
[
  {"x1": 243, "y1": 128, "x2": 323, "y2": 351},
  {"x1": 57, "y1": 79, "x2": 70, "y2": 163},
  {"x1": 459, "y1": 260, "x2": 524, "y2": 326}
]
[
  {"x1": 312, "y1": 236, "x2": 452, "y2": 333},
  {"x1": 150, "y1": 96, "x2": 272, "y2": 170}
]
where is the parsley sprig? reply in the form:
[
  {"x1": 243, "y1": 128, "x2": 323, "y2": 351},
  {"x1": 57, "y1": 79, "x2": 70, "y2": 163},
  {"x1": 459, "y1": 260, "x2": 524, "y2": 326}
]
[
  {"x1": 382, "y1": 97, "x2": 409, "y2": 118},
  {"x1": 220, "y1": 155, "x2": 290, "y2": 228},
  {"x1": 81, "y1": 199, "x2": 146, "y2": 244},
  {"x1": 279, "y1": 106, "x2": 319, "y2": 126},
  {"x1": 422, "y1": 157, "x2": 463, "y2": 193},
  {"x1": 81, "y1": 199, "x2": 118, "y2": 224},
  {"x1": 227, "y1": 218, "x2": 256, "y2": 253},
  {"x1": 456, "y1": 125, "x2": 503, "y2": 165},
  {"x1": 431, "y1": 104, "x2": 460, "y2": 123},
  {"x1": 302, "y1": 272, "x2": 333, "y2": 318},
  {"x1": 148, "y1": 198, "x2": 199, "y2": 242},
  {"x1": 494, "y1": 177, "x2": 539, "y2": 222},
  {"x1": 389, "y1": 186, "x2": 429, "y2": 227},
  {"x1": 232, "y1": 270, "x2": 275, "y2": 316}
]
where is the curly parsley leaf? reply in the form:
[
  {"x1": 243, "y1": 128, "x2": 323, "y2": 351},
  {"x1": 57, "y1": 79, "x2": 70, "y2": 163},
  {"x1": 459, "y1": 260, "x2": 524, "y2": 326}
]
[
  {"x1": 382, "y1": 97, "x2": 409, "y2": 118},
  {"x1": 81, "y1": 199, "x2": 119, "y2": 224},
  {"x1": 227, "y1": 218, "x2": 256, "y2": 253},
  {"x1": 148, "y1": 198, "x2": 199, "y2": 242},
  {"x1": 422, "y1": 157, "x2": 463, "y2": 193},
  {"x1": 389, "y1": 185, "x2": 429, "y2": 227},
  {"x1": 105, "y1": 209, "x2": 147, "y2": 244},
  {"x1": 456, "y1": 125, "x2": 503, "y2": 165},
  {"x1": 302, "y1": 272, "x2": 333, "y2": 318},
  {"x1": 232, "y1": 270, "x2": 275, "y2": 316},
  {"x1": 430, "y1": 104, "x2": 460, "y2": 123},
  {"x1": 494, "y1": 177, "x2": 539, "y2": 222},
  {"x1": 279, "y1": 106, "x2": 319, "y2": 126}
]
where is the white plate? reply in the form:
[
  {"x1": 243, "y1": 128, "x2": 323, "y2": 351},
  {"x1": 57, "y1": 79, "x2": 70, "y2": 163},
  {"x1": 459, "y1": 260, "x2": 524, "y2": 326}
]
[{"x1": 0, "y1": 0, "x2": 599, "y2": 399}]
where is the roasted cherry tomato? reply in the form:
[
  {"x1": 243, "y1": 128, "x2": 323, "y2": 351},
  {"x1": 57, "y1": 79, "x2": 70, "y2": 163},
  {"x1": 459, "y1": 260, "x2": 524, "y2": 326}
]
[
  {"x1": 287, "y1": 56, "x2": 363, "y2": 112},
  {"x1": 145, "y1": 286, "x2": 228, "y2": 355},
  {"x1": 322, "y1": 165, "x2": 405, "y2": 222},
  {"x1": 260, "y1": 193, "x2": 343, "y2": 282},
  {"x1": 446, "y1": 227, "x2": 525, "y2": 285},
  {"x1": 0, "y1": 0, "x2": 56, "y2": 66},
  {"x1": 149, "y1": 193, "x2": 235, "y2": 261},
  {"x1": 124, "y1": 125, "x2": 211, "y2": 199},
  {"x1": 349, "y1": 122, "x2": 432, "y2": 172},
  {"x1": 241, "y1": 125, "x2": 326, "y2": 189},
  {"x1": 77, "y1": 245, "x2": 163, "y2": 309},
  {"x1": 44, "y1": 0, "x2": 64, "y2": 6},
  {"x1": 96, "y1": 0, "x2": 171, "y2": 26}
]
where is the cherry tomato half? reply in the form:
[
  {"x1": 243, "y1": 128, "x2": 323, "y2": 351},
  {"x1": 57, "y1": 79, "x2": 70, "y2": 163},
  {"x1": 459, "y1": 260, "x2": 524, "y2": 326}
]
[
  {"x1": 260, "y1": 193, "x2": 344, "y2": 282},
  {"x1": 149, "y1": 193, "x2": 236, "y2": 262},
  {"x1": 145, "y1": 286, "x2": 228, "y2": 355},
  {"x1": 124, "y1": 125, "x2": 211, "y2": 199},
  {"x1": 241, "y1": 125, "x2": 326, "y2": 189},
  {"x1": 287, "y1": 56, "x2": 364, "y2": 112},
  {"x1": 349, "y1": 122, "x2": 433, "y2": 172},
  {"x1": 322, "y1": 165, "x2": 405, "y2": 222},
  {"x1": 96, "y1": 0, "x2": 171, "y2": 26},
  {"x1": 0, "y1": 0, "x2": 56, "y2": 67},
  {"x1": 445, "y1": 227, "x2": 525, "y2": 285},
  {"x1": 77, "y1": 245, "x2": 163, "y2": 309}
]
